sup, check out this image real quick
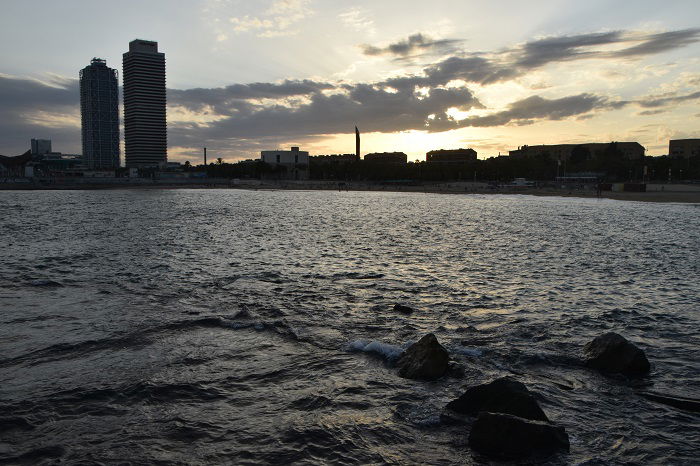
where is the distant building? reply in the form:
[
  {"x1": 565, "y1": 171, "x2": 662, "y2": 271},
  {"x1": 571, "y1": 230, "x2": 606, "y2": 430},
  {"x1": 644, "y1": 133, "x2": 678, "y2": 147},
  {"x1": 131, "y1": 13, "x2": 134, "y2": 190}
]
[
  {"x1": 363, "y1": 152, "x2": 407, "y2": 164},
  {"x1": 509, "y1": 142, "x2": 644, "y2": 161},
  {"x1": 355, "y1": 126, "x2": 360, "y2": 161},
  {"x1": 261, "y1": 146, "x2": 309, "y2": 180},
  {"x1": 669, "y1": 139, "x2": 700, "y2": 158},
  {"x1": 426, "y1": 148, "x2": 477, "y2": 163},
  {"x1": 123, "y1": 39, "x2": 167, "y2": 168},
  {"x1": 80, "y1": 58, "x2": 120, "y2": 169},
  {"x1": 31, "y1": 139, "x2": 52, "y2": 156},
  {"x1": 311, "y1": 154, "x2": 357, "y2": 165}
]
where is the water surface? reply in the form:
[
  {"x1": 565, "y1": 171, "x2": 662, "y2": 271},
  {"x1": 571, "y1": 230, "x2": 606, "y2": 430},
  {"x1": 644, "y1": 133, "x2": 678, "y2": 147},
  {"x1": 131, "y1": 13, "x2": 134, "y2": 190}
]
[{"x1": 1, "y1": 189, "x2": 698, "y2": 464}]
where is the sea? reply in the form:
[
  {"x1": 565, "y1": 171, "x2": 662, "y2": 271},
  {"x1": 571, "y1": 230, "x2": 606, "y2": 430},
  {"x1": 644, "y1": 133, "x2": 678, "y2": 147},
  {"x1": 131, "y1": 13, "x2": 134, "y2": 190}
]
[{"x1": 0, "y1": 189, "x2": 698, "y2": 465}]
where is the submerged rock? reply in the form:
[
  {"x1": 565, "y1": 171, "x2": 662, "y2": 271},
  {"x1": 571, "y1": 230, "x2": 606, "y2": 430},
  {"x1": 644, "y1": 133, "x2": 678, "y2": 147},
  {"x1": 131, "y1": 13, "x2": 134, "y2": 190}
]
[
  {"x1": 396, "y1": 333, "x2": 449, "y2": 380},
  {"x1": 393, "y1": 304, "x2": 414, "y2": 315},
  {"x1": 444, "y1": 377, "x2": 549, "y2": 422},
  {"x1": 637, "y1": 391, "x2": 700, "y2": 413},
  {"x1": 468, "y1": 412, "x2": 569, "y2": 459},
  {"x1": 583, "y1": 332, "x2": 650, "y2": 376}
]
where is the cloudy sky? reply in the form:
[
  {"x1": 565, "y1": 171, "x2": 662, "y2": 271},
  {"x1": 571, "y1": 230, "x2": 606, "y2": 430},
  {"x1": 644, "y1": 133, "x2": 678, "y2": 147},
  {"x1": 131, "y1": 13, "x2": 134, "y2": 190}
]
[{"x1": 1, "y1": 0, "x2": 699, "y2": 162}]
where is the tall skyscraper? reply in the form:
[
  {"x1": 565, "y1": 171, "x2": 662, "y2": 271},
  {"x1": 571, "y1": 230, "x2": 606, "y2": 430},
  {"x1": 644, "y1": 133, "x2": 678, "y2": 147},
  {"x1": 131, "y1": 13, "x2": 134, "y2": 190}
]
[
  {"x1": 123, "y1": 39, "x2": 167, "y2": 168},
  {"x1": 79, "y1": 58, "x2": 120, "y2": 169},
  {"x1": 355, "y1": 126, "x2": 360, "y2": 161}
]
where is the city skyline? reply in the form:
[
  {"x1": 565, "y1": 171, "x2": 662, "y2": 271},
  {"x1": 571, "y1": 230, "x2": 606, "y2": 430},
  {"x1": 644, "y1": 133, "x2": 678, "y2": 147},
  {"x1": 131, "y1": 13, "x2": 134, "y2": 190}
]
[{"x1": 1, "y1": 0, "x2": 699, "y2": 163}]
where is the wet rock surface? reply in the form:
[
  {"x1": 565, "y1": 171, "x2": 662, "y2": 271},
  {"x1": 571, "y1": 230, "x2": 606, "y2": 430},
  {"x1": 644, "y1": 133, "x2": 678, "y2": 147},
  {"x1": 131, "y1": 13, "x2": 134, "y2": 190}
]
[
  {"x1": 393, "y1": 304, "x2": 414, "y2": 315},
  {"x1": 444, "y1": 376, "x2": 549, "y2": 422},
  {"x1": 396, "y1": 333, "x2": 449, "y2": 380},
  {"x1": 583, "y1": 332, "x2": 650, "y2": 376},
  {"x1": 468, "y1": 412, "x2": 570, "y2": 459}
]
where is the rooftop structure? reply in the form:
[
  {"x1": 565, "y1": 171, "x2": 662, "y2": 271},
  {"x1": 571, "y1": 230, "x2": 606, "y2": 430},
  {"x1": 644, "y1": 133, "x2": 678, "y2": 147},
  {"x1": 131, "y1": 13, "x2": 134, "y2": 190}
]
[{"x1": 123, "y1": 39, "x2": 167, "y2": 168}]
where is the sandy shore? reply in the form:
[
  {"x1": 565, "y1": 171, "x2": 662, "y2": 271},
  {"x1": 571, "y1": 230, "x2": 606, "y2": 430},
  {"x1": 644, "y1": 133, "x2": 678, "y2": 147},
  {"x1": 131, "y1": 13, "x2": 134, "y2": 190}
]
[{"x1": 2, "y1": 180, "x2": 699, "y2": 204}]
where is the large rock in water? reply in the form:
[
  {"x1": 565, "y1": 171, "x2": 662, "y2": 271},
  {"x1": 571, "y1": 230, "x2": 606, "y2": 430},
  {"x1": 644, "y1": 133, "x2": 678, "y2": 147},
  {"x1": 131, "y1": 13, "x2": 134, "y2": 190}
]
[
  {"x1": 444, "y1": 377, "x2": 549, "y2": 422},
  {"x1": 583, "y1": 332, "x2": 650, "y2": 376},
  {"x1": 468, "y1": 412, "x2": 570, "y2": 459},
  {"x1": 396, "y1": 333, "x2": 449, "y2": 380}
]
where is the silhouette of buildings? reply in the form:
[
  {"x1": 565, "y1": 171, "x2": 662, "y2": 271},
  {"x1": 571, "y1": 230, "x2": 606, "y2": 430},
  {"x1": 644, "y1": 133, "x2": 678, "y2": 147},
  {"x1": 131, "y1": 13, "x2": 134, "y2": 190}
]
[
  {"x1": 30, "y1": 139, "x2": 52, "y2": 156},
  {"x1": 426, "y1": 148, "x2": 477, "y2": 163},
  {"x1": 669, "y1": 139, "x2": 700, "y2": 158},
  {"x1": 80, "y1": 58, "x2": 120, "y2": 169},
  {"x1": 364, "y1": 152, "x2": 407, "y2": 164},
  {"x1": 261, "y1": 146, "x2": 309, "y2": 179},
  {"x1": 311, "y1": 154, "x2": 357, "y2": 164},
  {"x1": 355, "y1": 126, "x2": 360, "y2": 161},
  {"x1": 123, "y1": 39, "x2": 167, "y2": 168},
  {"x1": 509, "y1": 142, "x2": 644, "y2": 161}
]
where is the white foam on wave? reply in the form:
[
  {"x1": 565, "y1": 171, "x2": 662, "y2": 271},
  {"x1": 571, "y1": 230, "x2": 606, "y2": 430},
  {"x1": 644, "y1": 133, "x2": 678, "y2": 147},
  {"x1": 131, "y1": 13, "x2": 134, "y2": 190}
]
[{"x1": 348, "y1": 339, "x2": 405, "y2": 360}]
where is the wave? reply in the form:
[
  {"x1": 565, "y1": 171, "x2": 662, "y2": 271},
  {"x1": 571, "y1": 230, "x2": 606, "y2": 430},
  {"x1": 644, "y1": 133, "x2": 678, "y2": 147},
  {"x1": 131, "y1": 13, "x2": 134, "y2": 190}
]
[{"x1": 348, "y1": 340, "x2": 405, "y2": 361}]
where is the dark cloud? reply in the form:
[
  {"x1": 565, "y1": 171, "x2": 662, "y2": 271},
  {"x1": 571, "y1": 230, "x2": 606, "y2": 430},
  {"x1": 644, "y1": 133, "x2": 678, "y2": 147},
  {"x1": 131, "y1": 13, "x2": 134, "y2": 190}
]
[
  {"x1": 513, "y1": 31, "x2": 623, "y2": 68},
  {"x1": 365, "y1": 28, "x2": 700, "y2": 87},
  {"x1": 638, "y1": 109, "x2": 667, "y2": 116},
  {"x1": 636, "y1": 90, "x2": 700, "y2": 108},
  {"x1": 0, "y1": 75, "x2": 80, "y2": 155},
  {"x1": 613, "y1": 28, "x2": 700, "y2": 57},
  {"x1": 169, "y1": 79, "x2": 334, "y2": 110},
  {"x1": 454, "y1": 93, "x2": 614, "y2": 128},
  {"x1": 170, "y1": 83, "x2": 482, "y2": 144},
  {"x1": 361, "y1": 33, "x2": 462, "y2": 60}
]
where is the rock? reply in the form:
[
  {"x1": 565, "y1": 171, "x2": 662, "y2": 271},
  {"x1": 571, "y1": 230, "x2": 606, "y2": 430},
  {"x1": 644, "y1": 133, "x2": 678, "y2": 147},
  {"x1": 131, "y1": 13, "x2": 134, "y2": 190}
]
[
  {"x1": 468, "y1": 412, "x2": 569, "y2": 459},
  {"x1": 583, "y1": 332, "x2": 650, "y2": 376},
  {"x1": 444, "y1": 377, "x2": 549, "y2": 422},
  {"x1": 637, "y1": 391, "x2": 700, "y2": 413},
  {"x1": 446, "y1": 361, "x2": 466, "y2": 378},
  {"x1": 393, "y1": 304, "x2": 414, "y2": 315},
  {"x1": 396, "y1": 333, "x2": 449, "y2": 380}
]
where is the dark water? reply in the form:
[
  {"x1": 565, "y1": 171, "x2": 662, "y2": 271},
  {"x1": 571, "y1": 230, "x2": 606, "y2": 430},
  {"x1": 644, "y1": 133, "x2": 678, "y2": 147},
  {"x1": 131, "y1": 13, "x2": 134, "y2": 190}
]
[{"x1": 0, "y1": 189, "x2": 698, "y2": 465}]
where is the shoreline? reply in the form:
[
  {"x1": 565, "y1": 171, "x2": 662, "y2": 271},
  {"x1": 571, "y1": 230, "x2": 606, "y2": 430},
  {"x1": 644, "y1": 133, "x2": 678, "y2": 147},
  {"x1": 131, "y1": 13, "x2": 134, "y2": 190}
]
[{"x1": 1, "y1": 180, "x2": 699, "y2": 204}]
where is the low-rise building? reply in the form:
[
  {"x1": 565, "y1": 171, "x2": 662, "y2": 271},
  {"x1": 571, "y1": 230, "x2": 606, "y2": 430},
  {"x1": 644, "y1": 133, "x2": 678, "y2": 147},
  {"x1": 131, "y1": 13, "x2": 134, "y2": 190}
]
[
  {"x1": 426, "y1": 148, "x2": 477, "y2": 163},
  {"x1": 363, "y1": 152, "x2": 407, "y2": 164},
  {"x1": 260, "y1": 146, "x2": 309, "y2": 180},
  {"x1": 509, "y1": 142, "x2": 645, "y2": 161},
  {"x1": 669, "y1": 139, "x2": 700, "y2": 158}
]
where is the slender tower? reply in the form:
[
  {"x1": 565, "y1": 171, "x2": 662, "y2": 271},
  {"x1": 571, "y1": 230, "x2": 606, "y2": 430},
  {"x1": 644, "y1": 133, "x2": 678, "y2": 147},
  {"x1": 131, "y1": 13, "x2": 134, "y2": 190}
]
[
  {"x1": 80, "y1": 58, "x2": 120, "y2": 169},
  {"x1": 123, "y1": 39, "x2": 167, "y2": 168},
  {"x1": 355, "y1": 126, "x2": 360, "y2": 161}
]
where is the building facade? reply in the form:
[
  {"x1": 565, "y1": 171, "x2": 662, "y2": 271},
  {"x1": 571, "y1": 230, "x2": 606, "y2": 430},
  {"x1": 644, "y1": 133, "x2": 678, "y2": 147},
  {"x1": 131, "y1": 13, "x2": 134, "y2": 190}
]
[
  {"x1": 363, "y1": 152, "x2": 407, "y2": 164},
  {"x1": 123, "y1": 39, "x2": 167, "y2": 168},
  {"x1": 80, "y1": 58, "x2": 120, "y2": 169},
  {"x1": 261, "y1": 146, "x2": 309, "y2": 180},
  {"x1": 426, "y1": 148, "x2": 477, "y2": 163},
  {"x1": 669, "y1": 139, "x2": 700, "y2": 158}
]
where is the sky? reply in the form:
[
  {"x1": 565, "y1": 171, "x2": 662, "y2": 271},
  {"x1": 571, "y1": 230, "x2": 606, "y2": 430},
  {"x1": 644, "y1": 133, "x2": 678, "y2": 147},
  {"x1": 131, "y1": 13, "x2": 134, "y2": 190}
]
[{"x1": 1, "y1": 0, "x2": 699, "y2": 163}]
